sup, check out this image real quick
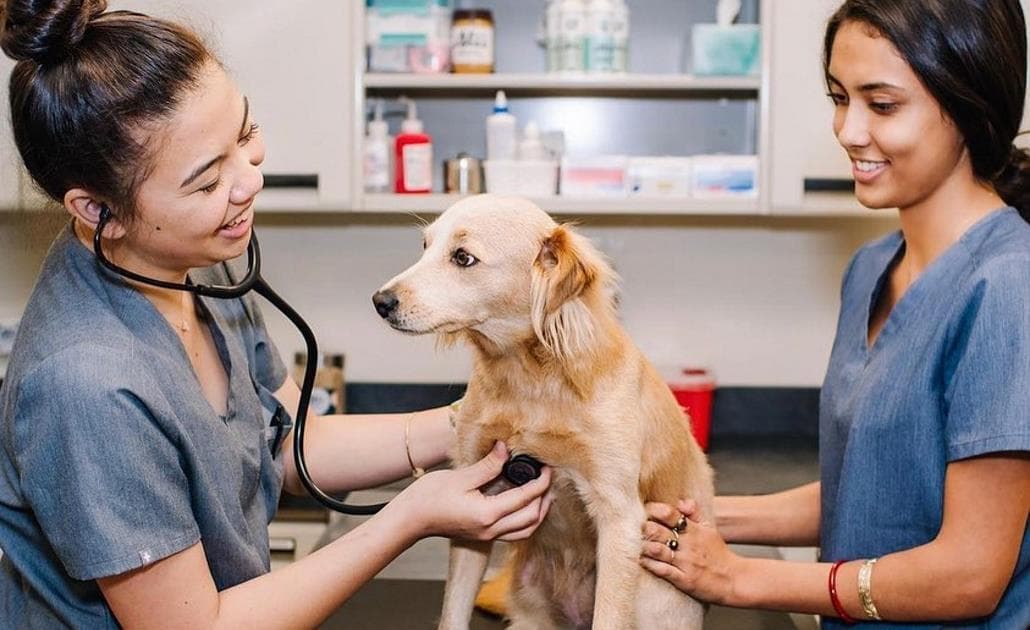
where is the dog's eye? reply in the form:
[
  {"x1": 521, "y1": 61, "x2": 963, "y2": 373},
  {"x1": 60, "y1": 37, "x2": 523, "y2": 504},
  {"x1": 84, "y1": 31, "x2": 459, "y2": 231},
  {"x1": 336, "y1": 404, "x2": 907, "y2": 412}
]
[{"x1": 451, "y1": 248, "x2": 478, "y2": 268}]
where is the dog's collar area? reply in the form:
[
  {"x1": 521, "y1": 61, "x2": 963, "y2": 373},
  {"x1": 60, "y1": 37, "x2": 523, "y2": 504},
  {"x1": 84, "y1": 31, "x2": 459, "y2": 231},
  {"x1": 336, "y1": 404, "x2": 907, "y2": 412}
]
[{"x1": 502, "y1": 454, "x2": 545, "y2": 486}]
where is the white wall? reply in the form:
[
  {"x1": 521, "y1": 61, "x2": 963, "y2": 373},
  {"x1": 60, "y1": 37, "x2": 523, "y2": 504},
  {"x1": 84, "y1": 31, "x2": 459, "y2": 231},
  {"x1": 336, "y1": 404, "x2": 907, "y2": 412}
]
[{"x1": 3, "y1": 210, "x2": 895, "y2": 387}]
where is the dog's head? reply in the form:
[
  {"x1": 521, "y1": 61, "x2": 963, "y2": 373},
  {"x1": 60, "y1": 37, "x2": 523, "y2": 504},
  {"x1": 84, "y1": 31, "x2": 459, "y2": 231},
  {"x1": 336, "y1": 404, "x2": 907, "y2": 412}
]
[{"x1": 372, "y1": 195, "x2": 617, "y2": 360}]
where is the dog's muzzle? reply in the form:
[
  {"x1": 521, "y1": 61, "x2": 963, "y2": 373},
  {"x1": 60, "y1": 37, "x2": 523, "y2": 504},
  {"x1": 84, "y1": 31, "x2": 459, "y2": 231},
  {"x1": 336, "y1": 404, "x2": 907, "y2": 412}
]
[{"x1": 373, "y1": 289, "x2": 399, "y2": 319}]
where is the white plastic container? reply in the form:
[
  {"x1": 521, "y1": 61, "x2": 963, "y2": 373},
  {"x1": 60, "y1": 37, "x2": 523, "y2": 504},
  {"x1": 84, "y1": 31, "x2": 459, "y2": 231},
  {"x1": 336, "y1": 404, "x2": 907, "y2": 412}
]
[
  {"x1": 484, "y1": 159, "x2": 559, "y2": 196},
  {"x1": 627, "y1": 157, "x2": 692, "y2": 196},
  {"x1": 486, "y1": 90, "x2": 517, "y2": 160},
  {"x1": 690, "y1": 155, "x2": 758, "y2": 198},
  {"x1": 560, "y1": 155, "x2": 628, "y2": 196}
]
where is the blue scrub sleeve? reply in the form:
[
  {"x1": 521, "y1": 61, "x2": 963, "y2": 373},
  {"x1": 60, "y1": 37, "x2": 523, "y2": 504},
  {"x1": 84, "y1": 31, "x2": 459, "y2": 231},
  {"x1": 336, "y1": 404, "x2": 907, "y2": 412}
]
[
  {"x1": 11, "y1": 344, "x2": 200, "y2": 581},
  {"x1": 944, "y1": 256, "x2": 1030, "y2": 461}
]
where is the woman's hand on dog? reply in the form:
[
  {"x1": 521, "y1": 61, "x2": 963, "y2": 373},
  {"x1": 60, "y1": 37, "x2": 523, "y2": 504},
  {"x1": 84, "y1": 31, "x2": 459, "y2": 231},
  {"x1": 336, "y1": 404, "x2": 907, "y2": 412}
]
[
  {"x1": 398, "y1": 441, "x2": 552, "y2": 542},
  {"x1": 640, "y1": 499, "x2": 747, "y2": 606}
]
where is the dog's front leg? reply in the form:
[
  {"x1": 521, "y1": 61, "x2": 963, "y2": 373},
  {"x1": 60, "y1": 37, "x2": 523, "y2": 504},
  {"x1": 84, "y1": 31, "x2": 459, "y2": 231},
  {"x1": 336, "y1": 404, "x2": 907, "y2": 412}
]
[
  {"x1": 572, "y1": 470, "x2": 644, "y2": 630},
  {"x1": 438, "y1": 539, "x2": 493, "y2": 630}
]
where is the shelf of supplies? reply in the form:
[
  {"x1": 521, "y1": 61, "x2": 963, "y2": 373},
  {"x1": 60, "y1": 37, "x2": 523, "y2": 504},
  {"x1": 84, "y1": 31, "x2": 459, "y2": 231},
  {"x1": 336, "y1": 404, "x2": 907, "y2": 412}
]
[
  {"x1": 360, "y1": 193, "x2": 761, "y2": 216},
  {"x1": 363, "y1": 73, "x2": 761, "y2": 95}
]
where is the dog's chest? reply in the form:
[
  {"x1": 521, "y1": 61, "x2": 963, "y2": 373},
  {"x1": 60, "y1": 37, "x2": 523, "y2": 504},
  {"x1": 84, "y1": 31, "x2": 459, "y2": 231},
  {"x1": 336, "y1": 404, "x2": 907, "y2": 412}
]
[{"x1": 454, "y1": 402, "x2": 592, "y2": 470}]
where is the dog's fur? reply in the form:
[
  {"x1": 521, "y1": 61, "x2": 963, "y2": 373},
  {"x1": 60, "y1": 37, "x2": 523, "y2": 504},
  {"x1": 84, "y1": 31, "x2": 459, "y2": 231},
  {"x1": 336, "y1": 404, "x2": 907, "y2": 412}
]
[{"x1": 374, "y1": 195, "x2": 714, "y2": 630}]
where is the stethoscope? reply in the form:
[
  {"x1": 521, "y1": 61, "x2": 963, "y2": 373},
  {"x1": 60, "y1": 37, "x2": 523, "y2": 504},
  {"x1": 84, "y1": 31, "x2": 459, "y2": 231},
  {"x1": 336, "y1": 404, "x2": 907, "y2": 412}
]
[
  {"x1": 93, "y1": 207, "x2": 546, "y2": 514},
  {"x1": 93, "y1": 205, "x2": 385, "y2": 515}
]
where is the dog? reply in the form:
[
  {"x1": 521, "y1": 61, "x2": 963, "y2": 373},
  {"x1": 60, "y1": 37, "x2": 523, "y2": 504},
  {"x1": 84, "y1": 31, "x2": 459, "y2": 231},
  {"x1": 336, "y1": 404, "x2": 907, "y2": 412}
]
[{"x1": 373, "y1": 195, "x2": 714, "y2": 630}]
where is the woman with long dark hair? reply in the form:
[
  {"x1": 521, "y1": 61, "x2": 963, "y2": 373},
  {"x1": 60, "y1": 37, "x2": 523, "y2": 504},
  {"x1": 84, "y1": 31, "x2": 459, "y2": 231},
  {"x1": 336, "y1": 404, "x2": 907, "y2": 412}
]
[{"x1": 642, "y1": 1, "x2": 1029, "y2": 626}]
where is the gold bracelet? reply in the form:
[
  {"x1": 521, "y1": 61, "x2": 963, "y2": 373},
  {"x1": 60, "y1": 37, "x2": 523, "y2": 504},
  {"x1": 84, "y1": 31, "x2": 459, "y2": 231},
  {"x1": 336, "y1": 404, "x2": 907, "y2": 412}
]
[
  {"x1": 857, "y1": 557, "x2": 882, "y2": 620},
  {"x1": 404, "y1": 411, "x2": 425, "y2": 478}
]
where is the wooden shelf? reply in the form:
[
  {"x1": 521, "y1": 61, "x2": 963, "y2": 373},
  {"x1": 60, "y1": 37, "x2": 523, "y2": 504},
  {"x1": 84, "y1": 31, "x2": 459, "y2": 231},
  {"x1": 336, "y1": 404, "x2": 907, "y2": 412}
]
[
  {"x1": 363, "y1": 73, "x2": 761, "y2": 94},
  {"x1": 360, "y1": 193, "x2": 761, "y2": 216}
]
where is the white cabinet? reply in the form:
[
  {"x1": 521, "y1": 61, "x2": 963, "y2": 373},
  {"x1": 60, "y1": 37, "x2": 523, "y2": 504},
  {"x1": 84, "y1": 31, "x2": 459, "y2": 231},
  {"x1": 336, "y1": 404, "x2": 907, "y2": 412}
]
[
  {"x1": 1, "y1": 54, "x2": 21, "y2": 211},
  {"x1": 110, "y1": 0, "x2": 356, "y2": 211},
  {"x1": 767, "y1": 0, "x2": 859, "y2": 214}
]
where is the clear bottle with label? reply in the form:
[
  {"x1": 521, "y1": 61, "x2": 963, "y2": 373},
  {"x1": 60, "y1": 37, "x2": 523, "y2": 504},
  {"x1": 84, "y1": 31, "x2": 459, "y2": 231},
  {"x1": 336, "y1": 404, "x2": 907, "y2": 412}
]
[
  {"x1": 584, "y1": 0, "x2": 616, "y2": 72},
  {"x1": 394, "y1": 96, "x2": 433, "y2": 193},
  {"x1": 544, "y1": 0, "x2": 562, "y2": 72},
  {"x1": 363, "y1": 99, "x2": 392, "y2": 193},
  {"x1": 556, "y1": 0, "x2": 587, "y2": 72},
  {"x1": 611, "y1": 0, "x2": 630, "y2": 73}
]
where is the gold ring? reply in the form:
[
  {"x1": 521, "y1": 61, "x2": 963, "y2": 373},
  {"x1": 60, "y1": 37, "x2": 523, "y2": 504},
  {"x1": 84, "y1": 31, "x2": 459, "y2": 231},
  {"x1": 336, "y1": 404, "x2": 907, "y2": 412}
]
[
  {"x1": 666, "y1": 538, "x2": 679, "y2": 551},
  {"x1": 674, "y1": 514, "x2": 688, "y2": 533}
]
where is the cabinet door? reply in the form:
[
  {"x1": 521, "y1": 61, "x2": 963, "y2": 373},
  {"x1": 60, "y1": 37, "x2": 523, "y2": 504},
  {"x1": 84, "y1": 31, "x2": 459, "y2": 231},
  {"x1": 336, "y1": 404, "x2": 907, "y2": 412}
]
[
  {"x1": 110, "y1": 0, "x2": 355, "y2": 210},
  {"x1": 1, "y1": 54, "x2": 21, "y2": 211},
  {"x1": 768, "y1": 0, "x2": 853, "y2": 210}
]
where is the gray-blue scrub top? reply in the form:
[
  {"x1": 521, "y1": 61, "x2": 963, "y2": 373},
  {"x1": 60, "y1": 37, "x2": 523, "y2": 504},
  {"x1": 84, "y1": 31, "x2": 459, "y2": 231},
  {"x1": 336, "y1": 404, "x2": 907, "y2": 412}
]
[
  {"x1": 0, "y1": 224, "x2": 292, "y2": 628},
  {"x1": 820, "y1": 207, "x2": 1030, "y2": 629}
]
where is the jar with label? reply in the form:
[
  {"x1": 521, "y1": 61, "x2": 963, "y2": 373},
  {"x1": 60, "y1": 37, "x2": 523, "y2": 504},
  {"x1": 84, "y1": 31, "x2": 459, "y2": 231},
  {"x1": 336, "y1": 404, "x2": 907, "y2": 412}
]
[
  {"x1": 293, "y1": 352, "x2": 346, "y2": 416},
  {"x1": 450, "y1": 9, "x2": 494, "y2": 73}
]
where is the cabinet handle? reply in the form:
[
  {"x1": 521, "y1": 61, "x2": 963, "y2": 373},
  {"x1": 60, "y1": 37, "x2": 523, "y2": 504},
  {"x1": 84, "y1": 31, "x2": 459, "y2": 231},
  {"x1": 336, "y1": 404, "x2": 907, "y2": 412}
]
[
  {"x1": 263, "y1": 174, "x2": 319, "y2": 189},
  {"x1": 804, "y1": 178, "x2": 854, "y2": 192}
]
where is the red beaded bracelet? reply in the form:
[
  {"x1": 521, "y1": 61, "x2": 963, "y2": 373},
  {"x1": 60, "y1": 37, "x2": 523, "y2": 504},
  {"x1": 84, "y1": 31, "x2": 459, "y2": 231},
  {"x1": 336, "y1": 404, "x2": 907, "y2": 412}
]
[{"x1": 829, "y1": 560, "x2": 857, "y2": 624}]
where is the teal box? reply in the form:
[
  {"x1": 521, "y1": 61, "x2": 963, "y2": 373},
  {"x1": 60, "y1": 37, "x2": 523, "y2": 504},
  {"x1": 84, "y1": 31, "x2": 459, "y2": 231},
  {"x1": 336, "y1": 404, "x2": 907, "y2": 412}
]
[{"x1": 690, "y1": 23, "x2": 760, "y2": 76}]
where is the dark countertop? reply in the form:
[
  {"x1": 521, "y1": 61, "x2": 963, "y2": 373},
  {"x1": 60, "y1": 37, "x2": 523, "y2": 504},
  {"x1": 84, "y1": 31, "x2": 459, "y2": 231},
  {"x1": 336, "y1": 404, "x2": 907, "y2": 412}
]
[{"x1": 319, "y1": 436, "x2": 820, "y2": 630}]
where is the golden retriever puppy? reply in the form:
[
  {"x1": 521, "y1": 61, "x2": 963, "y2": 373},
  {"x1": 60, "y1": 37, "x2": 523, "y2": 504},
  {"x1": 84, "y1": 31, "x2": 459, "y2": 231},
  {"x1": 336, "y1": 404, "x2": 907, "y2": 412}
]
[{"x1": 373, "y1": 195, "x2": 713, "y2": 630}]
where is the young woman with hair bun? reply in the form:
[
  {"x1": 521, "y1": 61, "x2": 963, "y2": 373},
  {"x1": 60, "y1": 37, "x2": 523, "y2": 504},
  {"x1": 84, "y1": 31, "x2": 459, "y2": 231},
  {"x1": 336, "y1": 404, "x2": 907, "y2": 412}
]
[
  {"x1": 0, "y1": 1, "x2": 551, "y2": 626},
  {"x1": 642, "y1": 1, "x2": 1030, "y2": 627}
]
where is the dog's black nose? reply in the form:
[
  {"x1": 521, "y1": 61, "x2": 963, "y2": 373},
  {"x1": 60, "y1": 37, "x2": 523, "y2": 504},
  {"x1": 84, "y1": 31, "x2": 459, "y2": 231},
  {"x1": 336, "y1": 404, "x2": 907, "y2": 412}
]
[{"x1": 372, "y1": 290, "x2": 399, "y2": 319}]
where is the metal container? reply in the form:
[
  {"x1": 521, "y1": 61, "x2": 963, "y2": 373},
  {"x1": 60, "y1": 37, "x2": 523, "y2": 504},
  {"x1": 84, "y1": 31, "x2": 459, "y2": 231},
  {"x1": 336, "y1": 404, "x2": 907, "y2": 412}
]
[{"x1": 443, "y1": 153, "x2": 484, "y2": 194}]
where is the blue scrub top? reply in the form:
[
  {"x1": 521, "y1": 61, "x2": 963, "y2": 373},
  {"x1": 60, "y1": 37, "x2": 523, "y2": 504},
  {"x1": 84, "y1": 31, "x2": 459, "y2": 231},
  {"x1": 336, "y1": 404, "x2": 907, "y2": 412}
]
[
  {"x1": 0, "y1": 225, "x2": 292, "y2": 628},
  {"x1": 820, "y1": 208, "x2": 1030, "y2": 629}
]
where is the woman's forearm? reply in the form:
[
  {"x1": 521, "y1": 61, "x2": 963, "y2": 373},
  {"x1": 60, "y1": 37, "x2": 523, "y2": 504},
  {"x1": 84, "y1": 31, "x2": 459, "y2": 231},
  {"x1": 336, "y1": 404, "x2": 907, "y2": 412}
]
[
  {"x1": 281, "y1": 405, "x2": 454, "y2": 495},
  {"x1": 716, "y1": 481, "x2": 820, "y2": 546},
  {"x1": 733, "y1": 538, "x2": 1006, "y2": 622},
  {"x1": 216, "y1": 498, "x2": 422, "y2": 629}
]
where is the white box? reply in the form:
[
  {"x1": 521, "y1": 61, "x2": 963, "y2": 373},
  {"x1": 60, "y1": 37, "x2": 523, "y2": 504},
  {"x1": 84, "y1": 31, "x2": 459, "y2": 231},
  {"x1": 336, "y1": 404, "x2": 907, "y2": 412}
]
[
  {"x1": 690, "y1": 155, "x2": 758, "y2": 198},
  {"x1": 627, "y1": 157, "x2": 693, "y2": 196},
  {"x1": 560, "y1": 156, "x2": 628, "y2": 197},
  {"x1": 484, "y1": 160, "x2": 559, "y2": 196}
]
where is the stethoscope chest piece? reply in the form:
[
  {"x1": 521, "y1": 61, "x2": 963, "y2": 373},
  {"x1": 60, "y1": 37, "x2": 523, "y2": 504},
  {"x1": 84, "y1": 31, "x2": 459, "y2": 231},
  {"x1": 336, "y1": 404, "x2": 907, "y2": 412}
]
[{"x1": 502, "y1": 454, "x2": 544, "y2": 486}]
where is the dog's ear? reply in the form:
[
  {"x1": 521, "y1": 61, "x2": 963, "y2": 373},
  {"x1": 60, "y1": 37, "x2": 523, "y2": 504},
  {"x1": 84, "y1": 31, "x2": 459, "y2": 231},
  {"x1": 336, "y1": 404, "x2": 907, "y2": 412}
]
[{"x1": 531, "y1": 224, "x2": 607, "y2": 360}]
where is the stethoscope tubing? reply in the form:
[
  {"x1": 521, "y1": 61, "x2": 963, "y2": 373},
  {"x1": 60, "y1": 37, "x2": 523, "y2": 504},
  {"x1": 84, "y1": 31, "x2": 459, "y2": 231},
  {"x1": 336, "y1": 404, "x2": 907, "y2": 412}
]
[{"x1": 93, "y1": 206, "x2": 386, "y2": 515}]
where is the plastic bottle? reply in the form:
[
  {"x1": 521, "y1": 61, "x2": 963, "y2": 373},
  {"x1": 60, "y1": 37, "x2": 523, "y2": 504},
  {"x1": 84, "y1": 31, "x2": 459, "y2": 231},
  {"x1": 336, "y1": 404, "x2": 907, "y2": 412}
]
[
  {"x1": 394, "y1": 96, "x2": 433, "y2": 193},
  {"x1": 486, "y1": 90, "x2": 517, "y2": 161},
  {"x1": 544, "y1": 0, "x2": 562, "y2": 72},
  {"x1": 363, "y1": 99, "x2": 392, "y2": 193},
  {"x1": 518, "y1": 121, "x2": 546, "y2": 160},
  {"x1": 611, "y1": 0, "x2": 630, "y2": 73},
  {"x1": 584, "y1": 0, "x2": 616, "y2": 72},
  {"x1": 556, "y1": 0, "x2": 587, "y2": 72}
]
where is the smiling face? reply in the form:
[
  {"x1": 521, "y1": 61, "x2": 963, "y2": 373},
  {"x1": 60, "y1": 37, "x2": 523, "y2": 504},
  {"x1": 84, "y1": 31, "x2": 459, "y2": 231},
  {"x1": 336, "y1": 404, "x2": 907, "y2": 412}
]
[
  {"x1": 373, "y1": 196, "x2": 557, "y2": 343},
  {"x1": 111, "y1": 61, "x2": 266, "y2": 278},
  {"x1": 827, "y1": 20, "x2": 969, "y2": 212}
]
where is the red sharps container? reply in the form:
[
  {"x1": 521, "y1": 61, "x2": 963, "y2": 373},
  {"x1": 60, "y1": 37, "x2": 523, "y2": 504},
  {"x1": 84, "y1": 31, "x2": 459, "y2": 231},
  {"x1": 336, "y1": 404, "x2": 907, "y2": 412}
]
[{"x1": 668, "y1": 368, "x2": 716, "y2": 451}]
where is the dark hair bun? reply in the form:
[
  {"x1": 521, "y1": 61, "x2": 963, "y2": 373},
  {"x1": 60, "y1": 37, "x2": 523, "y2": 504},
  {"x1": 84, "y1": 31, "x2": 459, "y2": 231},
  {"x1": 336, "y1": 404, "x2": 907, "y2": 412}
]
[{"x1": 1, "y1": 0, "x2": 108, "y2": 65}]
